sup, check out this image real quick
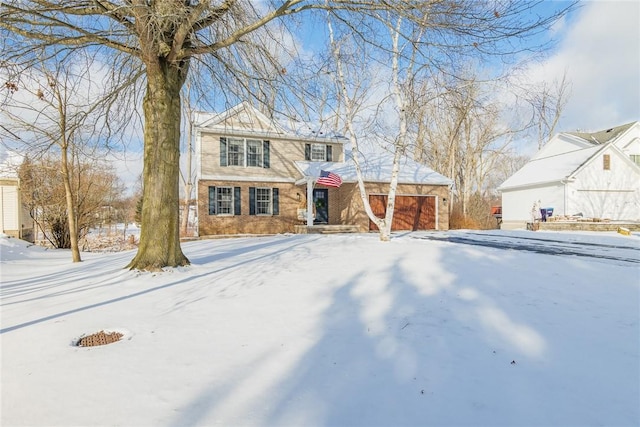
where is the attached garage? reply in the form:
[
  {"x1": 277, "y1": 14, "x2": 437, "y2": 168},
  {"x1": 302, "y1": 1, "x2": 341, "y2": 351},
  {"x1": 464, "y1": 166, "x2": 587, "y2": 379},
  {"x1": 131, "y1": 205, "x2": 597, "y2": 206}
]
[{"x1": 369, "y1": 194, "x2": 437, "y2": 231}]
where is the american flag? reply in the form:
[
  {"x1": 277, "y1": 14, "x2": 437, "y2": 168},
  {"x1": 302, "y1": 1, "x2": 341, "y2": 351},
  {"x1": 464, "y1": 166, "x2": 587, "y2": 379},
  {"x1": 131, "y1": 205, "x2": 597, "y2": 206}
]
[{"x1": 317, "y1": 170, "x2": 342, "y2": 188}]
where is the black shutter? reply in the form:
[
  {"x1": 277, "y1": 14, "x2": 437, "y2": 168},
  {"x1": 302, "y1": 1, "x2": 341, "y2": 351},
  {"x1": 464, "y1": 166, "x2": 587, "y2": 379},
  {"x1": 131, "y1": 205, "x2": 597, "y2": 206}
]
[
  {"x1": 263, "y1": 140, "x2": 270, "y2": 168},
  {"x1": 234, "y1": 187, "x2": 241, "y2": 215},
  {"x1": 249, "y1": 187, "x2": 256, "y2": 215},
  {"x1": 305, "y1": 143, "x2": 311, "y2": 161},
  {"x1": 272, "y1": 188, "x2": 279, "y2": 215},
  {"x1": 327, "y1": 145, "x2": 333, "y2": 161},
  {"x1": 220, "y1": 137, "x2": 227, "y2": 167},
  {"x1": 208, "y1": 186, "x2": 216, "y2": 215}
]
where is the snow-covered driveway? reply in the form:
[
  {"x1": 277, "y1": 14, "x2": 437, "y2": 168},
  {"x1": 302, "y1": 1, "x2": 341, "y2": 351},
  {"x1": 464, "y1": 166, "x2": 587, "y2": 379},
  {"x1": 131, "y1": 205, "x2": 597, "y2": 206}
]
[{"x1": 414, "y1": 230, "x2": 640, "y2": 264}]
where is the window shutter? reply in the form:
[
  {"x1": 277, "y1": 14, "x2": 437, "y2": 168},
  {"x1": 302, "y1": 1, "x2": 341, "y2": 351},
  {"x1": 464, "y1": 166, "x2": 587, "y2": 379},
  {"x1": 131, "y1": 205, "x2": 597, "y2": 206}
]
[
  {"x1": 305, "y1": 144, "x2": 311, "y2": 161},
  {"x1": 327, "y1": 145, "x2": 333, "y2": 161},
  {"x1": 263, "y1": 140, "x2": 270, "y2": 168},
  {"x1": 272, "y1": 188, "x2": 279, "y2": 215},
  {"x1": 208, "y1": 186, "x2": 216, "y2": 215},
  {"x1": 249, "y1": 187, "x2": 256, "y2": 215},
  {"x1": 220, "y1": 137, "x2": 227, "y2": 167},
  {"x1": 234, "y1": 187, "x2": 241, "y2": 215}
]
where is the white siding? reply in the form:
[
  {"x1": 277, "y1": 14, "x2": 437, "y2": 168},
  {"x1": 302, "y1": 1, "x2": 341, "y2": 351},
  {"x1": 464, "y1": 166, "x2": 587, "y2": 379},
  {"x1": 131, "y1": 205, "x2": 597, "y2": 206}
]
[
  {"x1": 568, "y1": 149, "x2": 640, "y2": 220},
  {"x1": 1, "y1": 185, "x2": 19, "y2": 231},
  {"x1": 501, "y1": 183, "x2": 565, "y2": 224}
]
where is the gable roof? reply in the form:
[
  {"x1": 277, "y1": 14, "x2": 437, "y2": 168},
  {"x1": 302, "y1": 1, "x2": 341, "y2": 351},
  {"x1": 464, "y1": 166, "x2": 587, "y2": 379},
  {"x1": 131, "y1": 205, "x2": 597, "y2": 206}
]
[
  {"x1": 499, "y1": 121, "x2": 639, "y2": 191},
  {"x1": 498, "y1": 145, "x2": 601, "y2": 190},
  {"x1": 295, "y1": 150, "x2": 453, "y2": 186},
  {"x1": 196, "y1": 101, "x2": 289, "y2": 135},
  {"x1": 565, "y1": 121, "x2": 636, "y2": 145},
  {"x1": 196, "y1": 102, "x2": 346, "y2": 144}
]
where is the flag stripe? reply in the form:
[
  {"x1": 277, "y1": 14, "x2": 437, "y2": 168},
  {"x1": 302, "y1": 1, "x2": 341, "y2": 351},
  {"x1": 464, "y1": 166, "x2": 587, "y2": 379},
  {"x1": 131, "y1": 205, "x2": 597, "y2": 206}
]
[{"x1": 317, "y1": 170, "x2": 342, "y2": 188}]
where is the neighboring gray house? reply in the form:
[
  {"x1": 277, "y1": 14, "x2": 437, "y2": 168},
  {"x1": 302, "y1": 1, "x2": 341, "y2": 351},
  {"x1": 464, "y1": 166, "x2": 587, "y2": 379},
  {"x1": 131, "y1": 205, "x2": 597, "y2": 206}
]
[{"x1": 498, "y1": 121, "x2": 640, "y2": 229}]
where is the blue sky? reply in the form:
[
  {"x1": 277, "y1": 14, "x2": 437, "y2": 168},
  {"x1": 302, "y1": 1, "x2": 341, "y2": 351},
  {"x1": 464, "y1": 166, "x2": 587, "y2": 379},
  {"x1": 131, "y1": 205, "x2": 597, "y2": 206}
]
[{"x1": 520, "y1": 0, "x2": 639, "y2": 131}]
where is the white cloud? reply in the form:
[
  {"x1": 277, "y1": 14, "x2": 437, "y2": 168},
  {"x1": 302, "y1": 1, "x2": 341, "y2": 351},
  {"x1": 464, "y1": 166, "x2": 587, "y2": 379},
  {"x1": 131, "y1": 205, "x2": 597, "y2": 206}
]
[{"x1": 528, "y1": 1, "x2": 640, "y2": 132}]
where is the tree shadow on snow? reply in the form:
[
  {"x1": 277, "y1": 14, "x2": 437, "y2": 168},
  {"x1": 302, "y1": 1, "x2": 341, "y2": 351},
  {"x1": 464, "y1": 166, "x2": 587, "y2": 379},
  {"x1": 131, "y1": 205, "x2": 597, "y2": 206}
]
[{"x1": 168, "y1": 234, "x2": 639, "y2": 426}]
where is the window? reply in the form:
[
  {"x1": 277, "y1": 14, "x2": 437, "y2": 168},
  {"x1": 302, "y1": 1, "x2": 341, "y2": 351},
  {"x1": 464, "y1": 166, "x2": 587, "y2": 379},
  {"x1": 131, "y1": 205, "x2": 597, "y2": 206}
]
[
  {"x1": 220, "y1": 137, "x2": 270, "y2": 168},
  {"x1": 630, "y1": 154, "x2": 640, "y2": 167},
  {"x1": 208, "y1": 186, "x2": 241, "y2": 215},
  {"x1": 227, "y1": 138, "x2": 244, "y2": 166},
  {"x1": 305, "y1": 143, "x2": 333, "y2": 161},
  {"x1": 255, "y1": 188, "x2": 271, "y2": 215},
  {"x1": 247, "y1": 139, "x2": 263, "y2": 167},
  {"x1": 217, "y1": 187, "x2": 233, "y2": 214},
  {"x1": 311, "y1": 144, "x2": 326, "y2": 161},
  {"x1": 249, "y1": 187, "x2": 279, "y2": 216},
  {"x1": 603, "y1": 154, "x2": 611, "y2": 170}
]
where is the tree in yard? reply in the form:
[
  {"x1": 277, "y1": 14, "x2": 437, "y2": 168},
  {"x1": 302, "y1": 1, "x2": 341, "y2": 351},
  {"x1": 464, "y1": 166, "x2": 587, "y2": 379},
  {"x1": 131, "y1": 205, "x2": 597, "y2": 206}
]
[
  {"x1": 525, "y1": 71, "x2": 571, "y2": 149},
  {"x1": 18, "y1": 154, "x2": 125, "y2": 249},
  {"x1": 413, "y1": 75, "x2": 512, "y2": 218},
  {"x1": 0, "y1": 54, "x2": 122, "y2": 261},
  {"x1": 2, "y1": 1, "x2": 575, "y2": 266},
  {"x1": 323, "y1": 2, "x2": 574, "y2": 239}
]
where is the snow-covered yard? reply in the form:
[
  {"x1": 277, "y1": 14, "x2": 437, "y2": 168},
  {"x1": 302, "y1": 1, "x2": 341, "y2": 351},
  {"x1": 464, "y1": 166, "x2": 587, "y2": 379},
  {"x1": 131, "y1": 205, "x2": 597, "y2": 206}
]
[{"x1": 1, "y1": 230, "x2": 638, "y2": 426}]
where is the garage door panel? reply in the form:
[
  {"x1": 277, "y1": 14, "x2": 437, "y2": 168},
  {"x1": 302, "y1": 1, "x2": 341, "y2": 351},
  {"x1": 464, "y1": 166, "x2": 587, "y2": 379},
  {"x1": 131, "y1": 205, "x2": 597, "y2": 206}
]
[{"x1": 369, "y1": 195, "x2": 435, "y2": 231}]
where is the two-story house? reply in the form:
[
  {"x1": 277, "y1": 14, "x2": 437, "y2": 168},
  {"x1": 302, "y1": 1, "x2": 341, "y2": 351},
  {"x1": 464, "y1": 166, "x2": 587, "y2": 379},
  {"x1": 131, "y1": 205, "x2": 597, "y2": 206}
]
[
  {"x1": 195, "y1": 102, "x2": 452, "y2": 236},
  {"x1": 498, "y1": 121, "x2": 640, "y2": 229}
]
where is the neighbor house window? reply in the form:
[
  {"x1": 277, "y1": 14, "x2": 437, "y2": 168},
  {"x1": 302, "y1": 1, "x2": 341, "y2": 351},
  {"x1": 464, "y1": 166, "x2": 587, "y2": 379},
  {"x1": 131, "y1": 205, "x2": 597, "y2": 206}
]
[
  {"x1": 220, "y1": 137, "x2": 270, "y2": 168},
  {"x1": 305, "y1": 143, "x2": 333, "y2": 161},
  {"x1": 630, "y1": 154, "x2": 640, "y2": 167},
  {"x1": 208, "y1": 186, "x2": 241, "y2": 215},
  {"x1": 249, "y1": 187, "x2": 279, "y2": 216},
  {"x1": 603, "y1": 154, "x2": 611, "y2": 170}
]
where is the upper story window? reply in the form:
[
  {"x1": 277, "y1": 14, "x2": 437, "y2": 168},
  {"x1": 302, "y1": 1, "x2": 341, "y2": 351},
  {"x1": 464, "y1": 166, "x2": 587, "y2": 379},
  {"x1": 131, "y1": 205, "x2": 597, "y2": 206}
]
[
  {"x1": 630, "y1": 154, "x2": 640, "y2": 167},
  {"x1": 247, "y1": 139, "x2": 264, "y2": 167},
  {"x1": 220, "y1": 137, "x2": 270, "y2": 168},
  {"x1": 228, "y1": 139, "x2": 244, "y2": 166},
  {"x1": 603, "y1": 154, "x2": 611, "y2": 170},
  {"x1": 305, "y1": 143, "x2": 333, "y2": 162}
]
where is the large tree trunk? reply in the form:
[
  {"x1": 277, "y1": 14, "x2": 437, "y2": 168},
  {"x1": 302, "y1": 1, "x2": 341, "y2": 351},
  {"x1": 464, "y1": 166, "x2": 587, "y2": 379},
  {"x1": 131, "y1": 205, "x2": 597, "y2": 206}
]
[{"x1": 127, "y1": 59, "x2": 190, "y2": 270}]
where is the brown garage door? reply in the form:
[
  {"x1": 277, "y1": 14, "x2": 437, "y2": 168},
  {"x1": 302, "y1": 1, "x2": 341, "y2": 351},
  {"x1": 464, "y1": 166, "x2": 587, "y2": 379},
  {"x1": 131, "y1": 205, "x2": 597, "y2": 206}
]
[{"x1": 369, "y1": 195, "x2": 436, "y2": 231}]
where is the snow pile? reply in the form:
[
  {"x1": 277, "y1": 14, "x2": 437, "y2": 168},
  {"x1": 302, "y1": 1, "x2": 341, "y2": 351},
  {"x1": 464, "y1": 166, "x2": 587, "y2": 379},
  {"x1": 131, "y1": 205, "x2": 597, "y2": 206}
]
[{"x1": 0, "y1": 233, "x2": 47, "y2": 261}]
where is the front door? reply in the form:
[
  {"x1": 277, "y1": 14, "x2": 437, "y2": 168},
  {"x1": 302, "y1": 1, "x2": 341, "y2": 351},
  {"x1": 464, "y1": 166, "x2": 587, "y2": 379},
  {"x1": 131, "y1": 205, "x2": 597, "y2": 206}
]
[{"x1": 313, "y1": 188, "x2": 329, "y2": 224}]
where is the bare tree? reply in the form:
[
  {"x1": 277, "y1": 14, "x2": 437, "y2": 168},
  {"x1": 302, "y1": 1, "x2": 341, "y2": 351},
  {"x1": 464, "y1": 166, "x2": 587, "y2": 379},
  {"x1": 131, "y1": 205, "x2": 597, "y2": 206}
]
[
  {"x1": 1, "y1": 1, "x2": 575, "y2": 267},
  {"x1": 180, "y1": 81, "x2": 196, "y2": 237},
  {"x1": 529, "y1": 71, "x2": 571, "y2": 149},
  {"x1": 19, "y1": 154, "x2": 124, "y2": 249},
  {"x1": 0, "y1": 53, "x2": 119, "y2": 261},
  {"x1": 325, "y1": 0, "x2": 573, "y2": 237},
  {"x1": 328, "y1": 14, "x2": 425, "y2": 241}
]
